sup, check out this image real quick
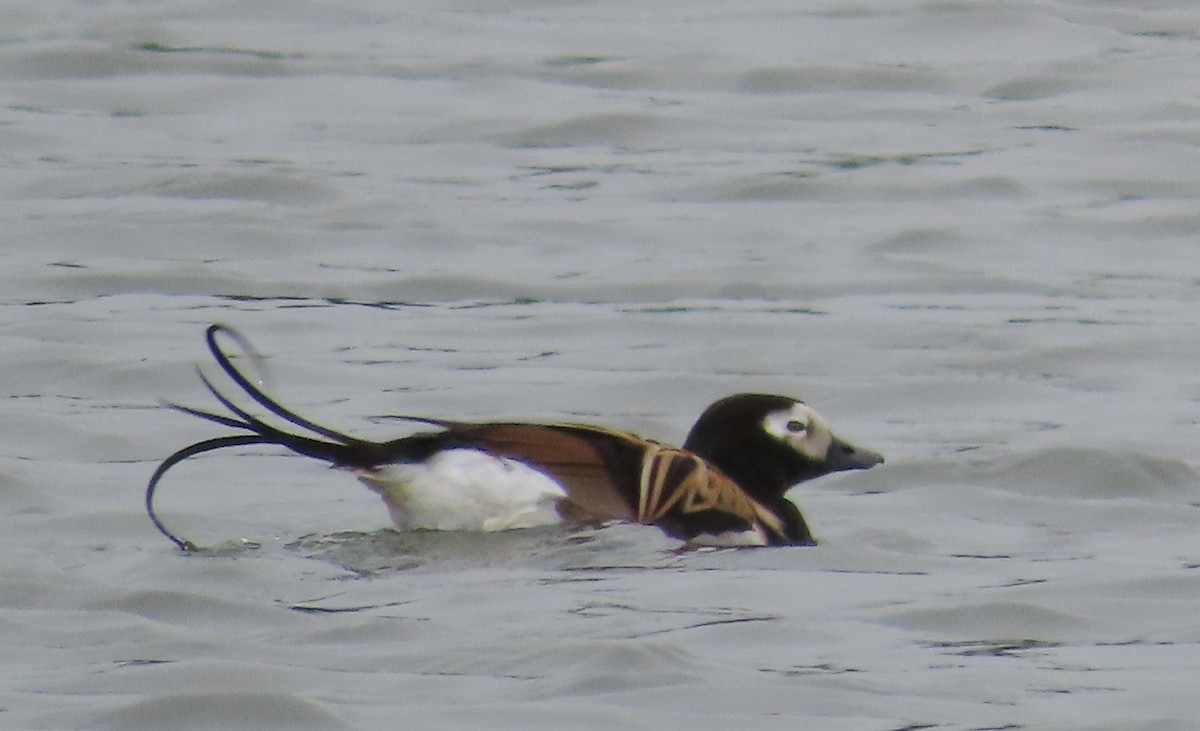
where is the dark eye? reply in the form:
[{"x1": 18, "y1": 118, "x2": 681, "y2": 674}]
[{"x1": 786, "y1": 420, "x2": 807, "y2": 433}]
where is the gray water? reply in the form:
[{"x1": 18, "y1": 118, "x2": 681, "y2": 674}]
[{"x1": 3, "y1": 2, "x2": 1200, "y2": 729}]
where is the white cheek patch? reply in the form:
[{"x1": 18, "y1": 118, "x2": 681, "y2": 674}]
[{"x1": 762, "y1": 403, "x2": 833, "y2": 461}]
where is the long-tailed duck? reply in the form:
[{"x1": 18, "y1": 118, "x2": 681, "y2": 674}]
[{"x1": 147, "y1": 325, "x2": 883, "y2": 551}]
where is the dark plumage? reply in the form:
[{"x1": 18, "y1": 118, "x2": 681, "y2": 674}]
[{"x1": 146, "y1": 325, "x2": 883, "y2": 551}]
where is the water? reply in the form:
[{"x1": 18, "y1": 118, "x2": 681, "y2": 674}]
[{"x1": 3, "y1": 1, "x2": 1200, "y2": 729}]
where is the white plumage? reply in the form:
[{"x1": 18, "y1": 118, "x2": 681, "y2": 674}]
[
  {"x1": 354, "y1": 449, "x2": 567, "y2": 532},
  {"x1": 145, "y1": 325, "x2": 885, "y2": 551}
]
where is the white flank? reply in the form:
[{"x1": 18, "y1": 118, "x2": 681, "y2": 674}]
[
  {"x1": 355, "y1": 449, "x2": 567, "y2": 532},
  {"x1": 684, "y1": 526, "x2": 770, "y2": 549}
]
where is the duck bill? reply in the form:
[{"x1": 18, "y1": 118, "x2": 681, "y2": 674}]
[{"x1": 824, "y1": 435, "x2": 885, "y2": 473}]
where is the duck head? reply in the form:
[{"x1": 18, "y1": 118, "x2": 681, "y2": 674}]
[{"x1": 683, "y1": 393, "x2": 883, "y2": 500}]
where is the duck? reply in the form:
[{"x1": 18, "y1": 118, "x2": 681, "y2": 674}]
[{"x1": 146, "y1": 324, "x2": 884, "y2": 551}]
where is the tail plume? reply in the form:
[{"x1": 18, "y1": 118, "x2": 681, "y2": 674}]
[{"x1": 146, "y1": 325, "x2": 402, "y2": 552}]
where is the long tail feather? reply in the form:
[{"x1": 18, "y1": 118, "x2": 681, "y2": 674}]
[
  {"x1": 146, "y1": 324, "x2": 418, "y2": 551},
  {"x1": 145, "y1": 434, "x2": 277, "y2": 551},
  {"x1": 205, "y1": 324, "x2": 370, "y2": 445}
]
